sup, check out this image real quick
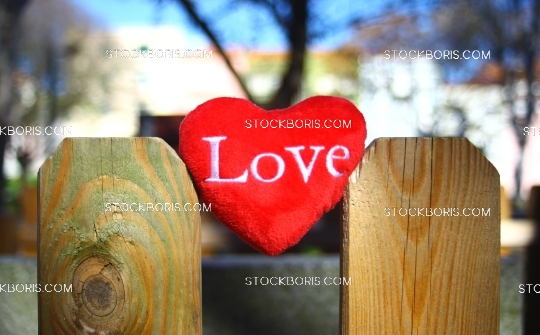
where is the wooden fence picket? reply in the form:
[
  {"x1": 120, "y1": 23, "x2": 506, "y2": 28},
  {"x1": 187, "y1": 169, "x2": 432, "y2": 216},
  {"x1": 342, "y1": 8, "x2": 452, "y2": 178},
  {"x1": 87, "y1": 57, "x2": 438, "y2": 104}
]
[
  {"x1": 37, "y1": 136, "x2": 503, "y2": 335},
  {"x1": 38, "y1": 138, "x2": 201, "y2": 335},
  {"x1": 341, "y1": 137, "x2": 500, "y2": 335}
]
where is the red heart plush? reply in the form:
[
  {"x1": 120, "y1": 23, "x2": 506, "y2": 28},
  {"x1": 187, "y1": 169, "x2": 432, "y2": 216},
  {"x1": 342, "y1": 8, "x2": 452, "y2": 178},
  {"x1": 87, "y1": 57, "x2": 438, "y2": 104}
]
[{"x1": 179, "y1": 96, "x2": 367, "y2": 256}]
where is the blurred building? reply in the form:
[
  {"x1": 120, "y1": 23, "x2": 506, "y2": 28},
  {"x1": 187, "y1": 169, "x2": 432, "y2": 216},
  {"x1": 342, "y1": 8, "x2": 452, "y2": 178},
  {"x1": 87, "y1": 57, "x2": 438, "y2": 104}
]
[
  {"x1": 243, "y1": 48, "x2": 359, "y2": 104},
  {"x1": 357, "y1": 55, "x2": 540, "y2": 200},
  {"x1": 6, "y1": 24, "x2": 538, "y2": 253},
  {"x1": 63, "y1": 25, "x2": 247, "y2": 139}
]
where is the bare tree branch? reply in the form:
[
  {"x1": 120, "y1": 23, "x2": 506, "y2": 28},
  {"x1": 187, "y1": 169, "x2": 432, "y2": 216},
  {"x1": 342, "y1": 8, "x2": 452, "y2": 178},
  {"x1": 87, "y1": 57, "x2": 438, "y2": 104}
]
[{"x1": 175, "y1": 0, "x2": 254, "y2": 102}]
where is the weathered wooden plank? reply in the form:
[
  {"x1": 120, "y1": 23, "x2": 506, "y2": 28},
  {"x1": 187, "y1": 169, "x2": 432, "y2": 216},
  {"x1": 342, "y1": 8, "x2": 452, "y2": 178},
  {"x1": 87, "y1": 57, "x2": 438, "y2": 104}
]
[
  {"x1": 38, "y1": 138, "x2": 201, "y2": 335},
  {"x1": 341, "y1": 137, "x2": 500, "y2": 335}
]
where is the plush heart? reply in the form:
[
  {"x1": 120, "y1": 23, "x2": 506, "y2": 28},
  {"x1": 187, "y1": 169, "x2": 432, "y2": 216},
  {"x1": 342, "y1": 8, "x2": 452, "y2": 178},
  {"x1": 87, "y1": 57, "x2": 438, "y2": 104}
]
[{"x1": 179, "y1": 96, "x2": 367, "y2": 256}]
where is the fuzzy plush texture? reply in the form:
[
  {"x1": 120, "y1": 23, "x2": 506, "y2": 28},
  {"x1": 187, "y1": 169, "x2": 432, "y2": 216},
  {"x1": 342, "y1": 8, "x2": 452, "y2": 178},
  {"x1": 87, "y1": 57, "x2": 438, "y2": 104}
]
[{"x1": 179, "y1": 96, "x2": 367, "y2": 256}]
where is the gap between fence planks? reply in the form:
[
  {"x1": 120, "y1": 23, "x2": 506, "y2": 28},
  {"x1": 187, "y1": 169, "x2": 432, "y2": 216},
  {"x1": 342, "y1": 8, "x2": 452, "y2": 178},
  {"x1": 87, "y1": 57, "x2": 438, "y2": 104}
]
[
  {"x1": 524, "y1": 186, "x2": 540, "y2": 334},
  {"x1": 341, "y1": 137, "x2": 500, "y2": 335},
  {"x1": 38, "y1": 138, "x2": 201, "y2": 335}
]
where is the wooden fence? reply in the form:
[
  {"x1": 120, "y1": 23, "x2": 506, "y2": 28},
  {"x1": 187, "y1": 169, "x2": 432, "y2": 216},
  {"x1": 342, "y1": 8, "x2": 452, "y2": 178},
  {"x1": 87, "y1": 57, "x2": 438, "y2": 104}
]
[{"x1": 38, "y1": 137, "x2": 500, "y2": 335}]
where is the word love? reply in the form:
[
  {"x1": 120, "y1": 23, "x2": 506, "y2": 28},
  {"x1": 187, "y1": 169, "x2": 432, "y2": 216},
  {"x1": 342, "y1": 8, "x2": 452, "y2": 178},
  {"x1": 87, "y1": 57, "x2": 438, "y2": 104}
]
[{"x1": 204, "y1": 136, "x2": 350, "y2": 183}]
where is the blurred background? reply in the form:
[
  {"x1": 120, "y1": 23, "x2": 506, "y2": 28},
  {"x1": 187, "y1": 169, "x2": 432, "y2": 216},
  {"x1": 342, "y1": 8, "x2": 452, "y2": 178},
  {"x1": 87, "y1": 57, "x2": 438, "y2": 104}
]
[{"x1": 0, "y1": 0, "x2": 539, "y2": 334}]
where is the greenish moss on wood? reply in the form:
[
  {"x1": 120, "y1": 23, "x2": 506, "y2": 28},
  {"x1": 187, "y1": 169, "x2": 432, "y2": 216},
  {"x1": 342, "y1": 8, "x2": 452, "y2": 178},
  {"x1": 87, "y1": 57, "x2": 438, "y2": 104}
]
[{"x1": 39, "y1": 137, "x2": 201, "y2": 335}]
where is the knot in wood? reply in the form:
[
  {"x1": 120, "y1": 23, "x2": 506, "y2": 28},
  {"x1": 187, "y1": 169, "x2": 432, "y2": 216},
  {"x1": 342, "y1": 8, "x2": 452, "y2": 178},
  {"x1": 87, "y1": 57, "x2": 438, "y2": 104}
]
[
  {"x1": 73, "y1": 255, "x2": 125, "y2": 326},
  {"x1": 82, "y1": 274, "x2": 117, "y2": 316}
]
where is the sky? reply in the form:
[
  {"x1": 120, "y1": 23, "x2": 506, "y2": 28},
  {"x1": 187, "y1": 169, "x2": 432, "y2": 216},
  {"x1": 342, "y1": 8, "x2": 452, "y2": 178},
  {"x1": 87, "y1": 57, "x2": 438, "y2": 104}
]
[
  {"x1": 71, "y1": 0, "x2": 368, "y2": 51},
  {"x1": 73, "y1": 0, "x2": 209, "y2": 46}
]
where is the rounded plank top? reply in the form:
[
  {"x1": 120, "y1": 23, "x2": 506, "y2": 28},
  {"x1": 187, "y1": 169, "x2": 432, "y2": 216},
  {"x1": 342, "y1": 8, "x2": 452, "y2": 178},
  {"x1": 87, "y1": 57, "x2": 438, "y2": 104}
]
[{"x1": 38, "y1": 137, "x2": 201, "y2": 335}]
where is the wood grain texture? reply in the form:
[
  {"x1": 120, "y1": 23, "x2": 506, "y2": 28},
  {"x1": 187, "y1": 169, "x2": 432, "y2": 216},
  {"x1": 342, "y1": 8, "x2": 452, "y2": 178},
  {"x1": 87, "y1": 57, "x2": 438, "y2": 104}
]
[
  {"x1": 340, "y1": 137, "x2": 500, "y2": 335},
  {"x1": 38, "y1": 138, "x2": 201, "y2": 335}
]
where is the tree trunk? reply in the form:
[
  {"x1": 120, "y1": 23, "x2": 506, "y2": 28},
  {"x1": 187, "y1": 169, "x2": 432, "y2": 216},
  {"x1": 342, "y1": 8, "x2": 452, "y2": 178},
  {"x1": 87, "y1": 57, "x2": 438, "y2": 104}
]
[
  {"x1": 511, "y1": 4, "x2": 539, "y2": 211},
  {"x1": 265, "y1": 0, "x2": 308, "y2": 109}
]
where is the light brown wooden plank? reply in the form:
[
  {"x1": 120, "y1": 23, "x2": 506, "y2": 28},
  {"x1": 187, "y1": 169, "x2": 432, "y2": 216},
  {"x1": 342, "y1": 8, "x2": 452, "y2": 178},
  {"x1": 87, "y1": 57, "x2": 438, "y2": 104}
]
[
  {"x1": 341, "y1": 137, "x2": 500, "y2": 335},
  {"x1": 500, "y1": 186, "x2": 511, "y2": 220},
  {"x1": 38, "y1": 137, "x2": 201, "y2": 335}
]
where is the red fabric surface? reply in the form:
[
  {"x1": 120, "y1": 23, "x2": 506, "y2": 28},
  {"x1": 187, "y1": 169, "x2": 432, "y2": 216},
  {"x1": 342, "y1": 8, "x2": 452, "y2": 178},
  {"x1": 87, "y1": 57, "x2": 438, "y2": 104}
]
[{"x1": 179, "y1": 96, "x2": 367, "y2": 255}]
